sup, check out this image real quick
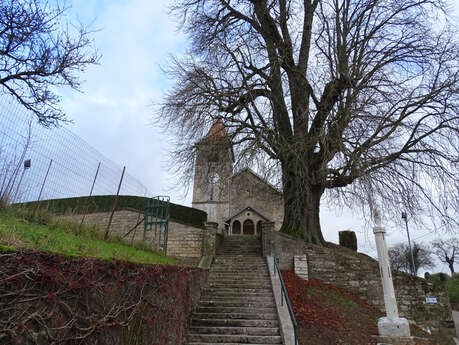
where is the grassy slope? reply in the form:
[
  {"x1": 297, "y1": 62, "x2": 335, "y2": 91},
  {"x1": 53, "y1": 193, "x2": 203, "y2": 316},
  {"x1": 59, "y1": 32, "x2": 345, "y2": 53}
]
[
  {"x1": 0, "y1": 208, "x2": 176, "y2": 265},
  {"x1": 282, "y1": 270, "x2": 455, "y2": 345}
]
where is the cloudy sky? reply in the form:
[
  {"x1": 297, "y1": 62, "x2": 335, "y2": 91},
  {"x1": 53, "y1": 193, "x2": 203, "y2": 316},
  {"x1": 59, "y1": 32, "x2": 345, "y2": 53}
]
[{"x1": 57, "y1": 0, "x2": 458, "y2": 272}]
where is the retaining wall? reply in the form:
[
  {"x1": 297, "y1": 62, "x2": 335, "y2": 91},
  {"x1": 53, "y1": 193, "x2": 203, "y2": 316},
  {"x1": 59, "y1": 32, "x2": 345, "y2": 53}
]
[
  {"x1": 262, "y1": 226, "x2": 452, "y2": 327},
  {"x1": 57, "y1": 210, "x2": 216, "y2": 265}
]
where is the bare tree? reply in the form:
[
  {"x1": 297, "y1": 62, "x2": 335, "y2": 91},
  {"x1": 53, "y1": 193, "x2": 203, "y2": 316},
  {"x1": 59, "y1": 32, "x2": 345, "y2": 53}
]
[
  {"x1": 158, "y1": 0, "x2": 459, "y2": 244},
  {"x1": 389, "y1": 242, "x2": 434, "y2": 276},
  {"x1": 431, "y1": 238, "x2": 459, "y2": 275},
  {"x1": 0, "y1": 0, "x2": 99, "y2": 126}
]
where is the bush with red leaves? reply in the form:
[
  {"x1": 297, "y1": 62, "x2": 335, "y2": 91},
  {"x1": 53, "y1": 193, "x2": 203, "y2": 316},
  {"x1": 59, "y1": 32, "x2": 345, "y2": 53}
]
[{"x1": 0, "y1": 249, "x2": 206, "y2": 345}]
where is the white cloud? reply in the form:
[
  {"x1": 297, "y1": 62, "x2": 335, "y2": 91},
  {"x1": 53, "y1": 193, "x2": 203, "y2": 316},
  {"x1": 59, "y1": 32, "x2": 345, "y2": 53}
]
[{"x1": 60, "y1": 0, "x2": 187, "y2": 200}]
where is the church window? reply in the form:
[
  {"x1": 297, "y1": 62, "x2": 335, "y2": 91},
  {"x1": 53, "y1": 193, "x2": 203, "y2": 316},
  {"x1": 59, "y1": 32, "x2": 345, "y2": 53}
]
[
  {"x1": 232, "y1": 220, "x2": 241, "y2": 234},
  {"x1": 243, "y1": 219, "x2": 254, "y2": 235}
]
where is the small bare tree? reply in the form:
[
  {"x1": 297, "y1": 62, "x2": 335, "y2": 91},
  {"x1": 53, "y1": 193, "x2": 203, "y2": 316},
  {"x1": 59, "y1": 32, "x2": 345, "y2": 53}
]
[
  {"x1": 431, "y1": 238, "x2": 459, "y2": 275},
  {"x1": 0, "y1": 0, "x2": 99, "y2": 126},
  {"x1": 158, "y1": 0, "x2": 459, "y2": 244},
  {"x1": 389, "y1": 242, "x2": 434, "y2": 276}
]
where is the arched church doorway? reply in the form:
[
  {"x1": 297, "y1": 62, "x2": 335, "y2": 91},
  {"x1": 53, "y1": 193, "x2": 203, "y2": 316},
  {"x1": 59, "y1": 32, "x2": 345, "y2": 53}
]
[
  {"x1": 256, "y1": 221, "x2": 263, "y2": 235},
  {"x1": 243, "y1": 219, "x2": 254, "y2": 235},
  {"x1": 232, "y1": 220, "x2": 241, "y2": 234}
]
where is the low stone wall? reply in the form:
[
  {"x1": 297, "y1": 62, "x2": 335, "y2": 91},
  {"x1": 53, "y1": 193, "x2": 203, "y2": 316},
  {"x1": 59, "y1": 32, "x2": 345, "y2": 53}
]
[
  {"x1": 167, "y1": 221, "x2": 206, "y2": 258},
  {"x1": 58, "y1": 210, "x2": 217, "y2": 266},
  {"x1": 262, "y1": 227, "x2": 452, "y2": 326},
  {"x1": 57, "y1": 209, "x2": 145, "y2": 242}
]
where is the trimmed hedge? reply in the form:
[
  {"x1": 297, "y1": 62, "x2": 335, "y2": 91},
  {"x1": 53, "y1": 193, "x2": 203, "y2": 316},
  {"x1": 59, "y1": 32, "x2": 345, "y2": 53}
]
[{"x1": 17, "y1": 195, "x2": 207, "y2": 228}]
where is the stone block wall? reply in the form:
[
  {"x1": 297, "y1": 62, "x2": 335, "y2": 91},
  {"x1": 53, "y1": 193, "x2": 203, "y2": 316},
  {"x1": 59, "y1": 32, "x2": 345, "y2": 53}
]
[
  {"x1": 262, "y1": 228, "x2": 452, "y2": 326},
  {"x1": 58, "y1": 210, "x2": 217, "y2": 266},
  {"x1": 167, "y1": 221, "x2": 205, "y2": 258},
  {"x1": 57, "y1": 210, "x2": 145, "y2": 243}
]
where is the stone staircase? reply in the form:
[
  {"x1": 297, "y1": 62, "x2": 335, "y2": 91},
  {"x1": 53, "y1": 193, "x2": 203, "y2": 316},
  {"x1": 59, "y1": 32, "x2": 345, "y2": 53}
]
[{"x1": 187, "y1": 236, "x2": 283, "y2": 345}]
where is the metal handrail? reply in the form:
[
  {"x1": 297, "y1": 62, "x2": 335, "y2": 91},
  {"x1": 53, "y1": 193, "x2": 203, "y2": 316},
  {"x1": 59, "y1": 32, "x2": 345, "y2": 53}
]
[{"x1": 269, "y1": 240, "x2": 298, "y2": 345}]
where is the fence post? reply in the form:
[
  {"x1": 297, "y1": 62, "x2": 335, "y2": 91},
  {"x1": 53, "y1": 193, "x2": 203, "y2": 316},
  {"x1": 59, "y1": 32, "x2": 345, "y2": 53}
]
[
  {"x1": 80, "y1": 162, "x2": 101, "y2": 229},
  {"x1": 104, "y1": 166, "x2": 125, "y2": 240},
  {"x1": 37, "y1": 159, "x2": 53, "y2": 203}
]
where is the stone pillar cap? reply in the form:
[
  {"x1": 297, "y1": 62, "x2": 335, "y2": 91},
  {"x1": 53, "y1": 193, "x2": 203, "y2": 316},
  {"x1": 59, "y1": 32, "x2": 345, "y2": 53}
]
[{"x1": 373, "y1": 226, "x2": 386, "y2": 234}]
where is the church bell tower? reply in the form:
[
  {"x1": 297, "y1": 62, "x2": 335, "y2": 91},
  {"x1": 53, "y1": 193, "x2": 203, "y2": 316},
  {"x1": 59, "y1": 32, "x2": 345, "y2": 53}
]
[{"x1": 192, "y1": 120, "x2": 234, "y2": 231}]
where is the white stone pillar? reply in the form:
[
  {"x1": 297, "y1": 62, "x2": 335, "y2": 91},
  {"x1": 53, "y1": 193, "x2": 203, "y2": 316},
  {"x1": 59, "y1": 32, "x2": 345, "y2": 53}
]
[{"x1": 373, "y1": 208, "x2": 411, "y2": 337}]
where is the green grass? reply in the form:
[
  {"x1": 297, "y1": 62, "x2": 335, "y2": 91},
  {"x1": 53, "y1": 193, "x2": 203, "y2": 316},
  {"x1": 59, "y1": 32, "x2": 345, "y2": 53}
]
[
  {"x1": 447, "y1": 274, "x2": 459, "y2": 309},
  {"x1": 0, "y1": 207, "x2": 177, "y2": 265}
]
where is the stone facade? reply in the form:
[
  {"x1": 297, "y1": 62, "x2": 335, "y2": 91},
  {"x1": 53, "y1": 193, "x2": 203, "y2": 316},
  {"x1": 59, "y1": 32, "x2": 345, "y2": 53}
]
[
  {"x1": 261, "y1": 227, "x2": 452, "y2": 327},
  {"x1": 228, "y1": 169, "x2": 284, "y2": 232},
  {"x1": 192, "y1": 123, "x2": 284, "y2": 235}
]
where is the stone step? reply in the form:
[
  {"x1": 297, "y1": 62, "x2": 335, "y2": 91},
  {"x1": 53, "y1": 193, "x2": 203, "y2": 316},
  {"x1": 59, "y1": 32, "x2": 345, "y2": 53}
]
[
  {"x1": 199, "y1": 297, "x2": 275, "y2": 304},
  {"x1": 202, "y1": 292, "x2": 274, "y2": 299},
  {"x1": 216, "y1": 251, "x2": 262, "y2": 255},
  {"x1": 193, "y1": 312, "x2": 279, "y2": 320},
  {"x1": 217, "y1": 247, "x2": 261, "y2": 249},
  {"x1": 191, "y1": 319, "x2": 279, "y2": 328},
  {"x1": 213, "y1": 261, "x2": 264, "y2": 264},
  {"x1": 211, "y1": 262, "x2": 267, "y2": 267},
  {"x1": 207, "y1": 282, "x2": 272, "y2": 289},
  {"x1": 208, "y1": 274, "x2": 271, "y2": 279},
  {"x1": 187, "y1": 334, "x2": 282, "y2": 344},
  {"x1": 187, "y1": 237, "x2": 280, "y2": 345},
  {"x1": 203, "y1": 285, "x2": 272, "y2": 294},
  {"x1": 189, "y1": 326, "x2": 279, "y2": 336},
  {"x1": 207, "y1": 278, "x2": 272, "y2": 284},
  {"x1": 210, "y1": 268, "x2": 268, "y2": 273},
  {"x1": 214, "y1": 255, "x2": 264, "y2": 259},
  {"x1": 198, "y1": 300, "x2": 275, "y2": 308},
  {"x1": 196, "y1": 306, "x2": 277, "y2": 314},
  {"x1": 217, "y1": 249, "x2": 261, "y2": 252},
  {"x1": 217, "y1": 246, "x2": 261, "y2": 249},
  {"x1": 209, "y1": 266, "x2": 269, "y2": 277},
  {"x1": 187, "y1": 343, "x2": 282, "y2": 345},
  {"x1": 220, "y1": 237, "x2": 261, "y2": 242}
]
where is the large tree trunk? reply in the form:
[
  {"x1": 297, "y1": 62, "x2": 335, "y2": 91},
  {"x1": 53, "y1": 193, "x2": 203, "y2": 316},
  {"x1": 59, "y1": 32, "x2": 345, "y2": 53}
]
[{"x1": 279, "y1": 162, "x2": 325, "y2": 245}]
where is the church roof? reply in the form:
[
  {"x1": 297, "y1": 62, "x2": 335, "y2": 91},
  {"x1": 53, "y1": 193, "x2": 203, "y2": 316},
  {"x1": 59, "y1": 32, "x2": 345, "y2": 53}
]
[
  {"x1": 225, "y1": 205, "x2": 272, "y2": 223},
  {"x1": 205, "y1": 118, "x2": 227, "y2": 139},
  {"x1": 231, "y1": 168, "x2": 282, "y2": 194},
  {"x1": 197, "y1": 119, "x2": 235, "y2": 162}
]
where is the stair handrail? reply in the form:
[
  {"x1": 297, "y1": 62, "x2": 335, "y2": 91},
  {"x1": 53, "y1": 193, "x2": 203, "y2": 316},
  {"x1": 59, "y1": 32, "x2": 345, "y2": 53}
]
[{"x1": 269, "y1": 240, "x2": 298, "y2": 345}]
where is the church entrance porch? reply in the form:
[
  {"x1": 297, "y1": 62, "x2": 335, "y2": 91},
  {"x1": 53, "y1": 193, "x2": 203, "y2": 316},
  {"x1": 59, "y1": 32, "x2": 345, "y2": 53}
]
[{"x1": 227, "y1": 206, "x2": 271, "y2": 236}]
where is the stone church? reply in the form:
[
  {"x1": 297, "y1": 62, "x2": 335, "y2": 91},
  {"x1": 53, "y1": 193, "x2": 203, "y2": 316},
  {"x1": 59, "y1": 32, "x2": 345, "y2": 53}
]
[{"x1": 192, "y1": 121, "x2": 284, "y2": 235}]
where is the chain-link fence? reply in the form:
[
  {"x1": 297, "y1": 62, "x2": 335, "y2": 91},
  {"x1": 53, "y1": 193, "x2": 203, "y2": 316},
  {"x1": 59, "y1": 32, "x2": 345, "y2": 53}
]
[{"x1": 0, "y1": 95, "x2": 151, "y2": 205}]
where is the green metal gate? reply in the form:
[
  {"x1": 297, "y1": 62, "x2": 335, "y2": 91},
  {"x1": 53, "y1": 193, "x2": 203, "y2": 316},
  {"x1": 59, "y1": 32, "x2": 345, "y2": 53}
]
[{"x1": 144, "y1": 196, "x2": 170, "y2": 255}]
